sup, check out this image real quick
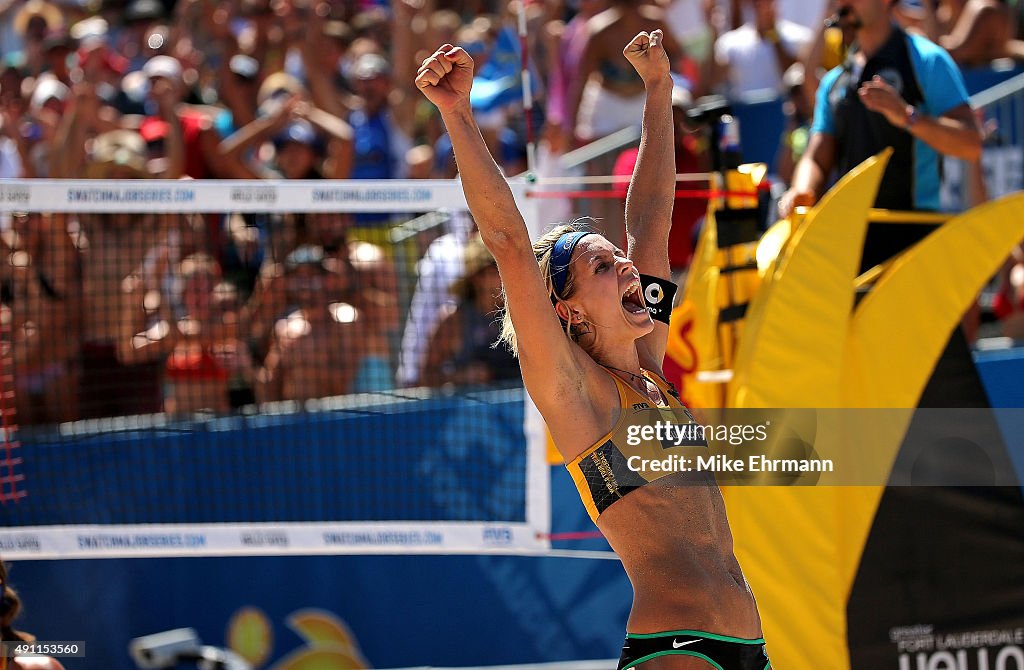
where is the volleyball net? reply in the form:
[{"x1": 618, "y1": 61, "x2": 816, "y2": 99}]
[{"x1": 0, "y1": 178, "x2": 552, "y2": 559}]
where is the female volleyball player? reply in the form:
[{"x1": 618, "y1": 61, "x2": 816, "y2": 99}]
[{"x1": 417, "y1": 31, "x2": 768, "y2": 670}]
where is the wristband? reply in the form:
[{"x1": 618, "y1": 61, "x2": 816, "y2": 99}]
[
  {"x1": 903, "y1": 105, "x2": 920, "y2": 131},
  {"x1": 639, "y1": 274, "x2": 678, "y2": 324}
]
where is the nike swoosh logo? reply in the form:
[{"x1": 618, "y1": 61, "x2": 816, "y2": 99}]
[{"x1": 672, "y1": 639, "x2": 698, "y2": 649}]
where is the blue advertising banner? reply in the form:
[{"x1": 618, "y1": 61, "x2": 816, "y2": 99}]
[
  {"x1": 6, "y1": 550, "x2": 631, "y2": 670},
  {"x1": 5, "y1": 390, "x2": 526, "y2": 528}
]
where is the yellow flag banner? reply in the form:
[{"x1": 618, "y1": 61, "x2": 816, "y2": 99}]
[{"x1": 665, "y1": 150, "x2": 1024, "y2": 669}]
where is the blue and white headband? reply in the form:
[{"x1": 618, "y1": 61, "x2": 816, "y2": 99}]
[{"x1": 550, "y1": 231, "x2": 593, "y2": 298}]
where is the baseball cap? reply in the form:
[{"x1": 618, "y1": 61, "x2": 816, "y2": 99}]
[
  {"x1": 125, "y1": 0, "x2": 164, "y2": 23},
  {"x1": 257, "y1": 71, "x2": 304, "y2": 106},
  {"x1": 350, "y1": 53, "x2": 390, "y2": 81},
  {"x1": 322, "y1": 20, "x2": 353, "y2": 43},
  {"x1": 143, "y1": 55, "x2": 181, "y2": 81},
  {"x1": 86, "y1": 130, "x2": 149, "y2": 178},
  {"x1": 228, "y1": 54, "x2": 259, "y2": 80},
  {"x1": 13, "y1": 1, "x2": 63, "y2": 37},
  {"x1": 69, "y1": 15, "x2": 106, "y2": 46},
  {"x1": 450, "y1": 234, "x2": 496, "y2": 300},
  {"x1": 285, "y1": 245, "x2": 327, "y2": 273},
  {"x1": 899, "y1": 0, "x2": 925, "y2": 19},
  {"x1": 29, "y1": 75, "x2": 69, "y2": 111},
  {"x1": 274, "y1": 120, "x2": 318, "y2": 148}
]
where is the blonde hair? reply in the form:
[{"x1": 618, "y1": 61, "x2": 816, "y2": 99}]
[{"x1": 497, "y1": 218, "x2": 599, "y2": 357}]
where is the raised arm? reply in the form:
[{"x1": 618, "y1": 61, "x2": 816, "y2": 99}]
[
  {"x1": 391, "y1": 0, "x2": 426, "y2": 139},
  {"x1": 938, "y1": 2, "x2": 1010, "y2": 65},
  {"x1": 50, "y1": 84, "x2": 95, "y2": 178},
  {"x1": 624, "y1": 30, "x2": 674, "y2": 275},
  {"x1": 415, "y1": 47, "x2": 527, "y2": 245},
  {"x1": 300, "y1": 9, "x2": 349, "y2": 120},
  {"x1": 308, "y1": 106, "x2": 354, "y2": 179},
  {"x1": 118, "y1": 242, "x2": 179, "y2": 365},
  {"x1": 415, "y1": 45, "x2": 589, "y2": 408},
  {"x1": 151, "y1": 77, "x2": 185, "y2": 179},
  {"x1": 566, "y1": 27, "x2": 601, "y2": 145},
  {"x1": 217, "y1": 97, "x2": 299, "y2": 179},
  {"x1": 622, "y1": 30, "x2": 674, "y2": 368}
]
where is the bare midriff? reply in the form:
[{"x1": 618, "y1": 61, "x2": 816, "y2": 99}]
[{"x1": 596, "y1": 473, "x2": 763, "y2": 638}]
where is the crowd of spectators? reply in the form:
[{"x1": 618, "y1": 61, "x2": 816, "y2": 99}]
[{"x1": 0, "y1": 0, "x2": 1022, "y2": 423}]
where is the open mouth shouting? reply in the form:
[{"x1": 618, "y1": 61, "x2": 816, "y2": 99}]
[{"x1": 621, "y1": 278, "x2": 649, "y2": 316}]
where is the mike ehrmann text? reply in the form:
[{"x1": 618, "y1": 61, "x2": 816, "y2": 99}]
[{"x1": 627, "y1": 454, "x2": 834, "y2": 473}]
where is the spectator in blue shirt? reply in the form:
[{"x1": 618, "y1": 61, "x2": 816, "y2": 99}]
[
  {"x1": 779, "y1": 0, "x2": 981, "y2": 221},
  {"x1": 778, "y1": 0, "x2": 989, "y2": 414}
]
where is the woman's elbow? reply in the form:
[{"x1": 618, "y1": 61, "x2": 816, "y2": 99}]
[{"x1": 479, "y1": 229, "x2": 530, "y2": 260}]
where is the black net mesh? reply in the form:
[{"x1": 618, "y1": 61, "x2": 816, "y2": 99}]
[{"x1": 0, "y1": 207, "x2": 528, "y2": 527}]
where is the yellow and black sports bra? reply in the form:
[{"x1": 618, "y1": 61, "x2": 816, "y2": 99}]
[{"x1": 566, "y1": 367, "x2": 708, "y2": 523}]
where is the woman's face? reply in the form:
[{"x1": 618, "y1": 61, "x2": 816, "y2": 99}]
[{"x1": 562, "y1": 235, "x2": 653, "y2": 346}]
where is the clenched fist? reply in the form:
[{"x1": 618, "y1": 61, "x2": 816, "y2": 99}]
[
  {"x1": 858, "y1": 75, "x2": 911, "y2": 129},
  {"x1": 415, "y1": 44, "x2": 475, "y2": 113},
  {"x1": 623, "y1": 30, "x2": 670, "y2": 87}
]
